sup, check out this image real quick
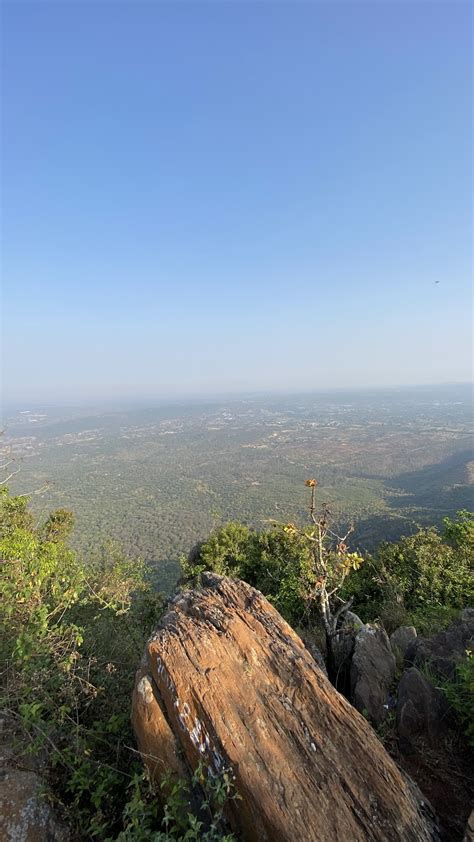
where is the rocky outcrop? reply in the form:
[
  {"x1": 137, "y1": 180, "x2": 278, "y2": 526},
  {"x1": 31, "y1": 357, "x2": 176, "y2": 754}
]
[
  {"x1": 390, "y1": 626, "x2": 417, "y2": 663},
  {"x1": 406, "y1": 611, "x2": 474, "y2": 678},
  {"x1": 133, "y1": 574, "x2": 440, "y2": 842},
  {"x1": 350, "y1": 625, "x2": 396, "y2": 726},
  {"x1": 396, "y1": 667, "x2": 450, "y2": 752}
]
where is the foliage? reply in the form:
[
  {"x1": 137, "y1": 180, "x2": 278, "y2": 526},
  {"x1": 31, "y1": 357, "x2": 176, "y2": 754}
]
[
  {"x1": 116, "y1": 764, "x2": 237, "y2": 841},
  {"x1": 279, "y1": 479, "x2": 364, "y2": 638},
  {"x1": 420, "y1": 649, "x2": 474, "y2": 748},
  {"x1": 187, "y1": 504, "x2": 473, "y2": 645},
  {"x1": 185, "y1": 481, "x2": 365, "y2": 638},
  {"x1": 183, "y1": 520, "x2": 314, "y2": 626},
  {"x1": 2, "y1": 473, "x2": 472, "y2": 838},
  {"x1": 0, "y1": 486, "x2": 163, "y2": 838},
  {"x1": 183, "y1": 522, "x2": 259, "y2": 582},
  {"x1": 340, "y1": 511, "x2": 474, "y2": 630},
  {"x1": 41, "y1": 507, "x2": 75, "y2": 543},
  {"x1": 439, "y1": 651, "x2": 474, "y2": 746},
  {"x1": 6, "y1": 389, "x2": 473, "y2": 585}
]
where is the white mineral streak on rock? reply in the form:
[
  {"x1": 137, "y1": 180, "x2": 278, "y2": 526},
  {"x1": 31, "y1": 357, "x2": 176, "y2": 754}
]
[{"x1": 137, "y1": 675, "x2": 154, "y2": 704}]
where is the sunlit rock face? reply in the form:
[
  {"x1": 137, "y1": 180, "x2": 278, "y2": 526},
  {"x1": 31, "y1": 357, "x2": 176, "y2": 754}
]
[{"x1": 132, "y1": 573, "x2": 440, "y2": 842}]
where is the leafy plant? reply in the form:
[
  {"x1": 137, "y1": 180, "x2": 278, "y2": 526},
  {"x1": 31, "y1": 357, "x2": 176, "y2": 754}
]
[
  {"x1": 438, "y1": 651, "x2": 474, "y2": 746},
  {"x1": 115, "y1": 764, "x2": 237, "y2": 841},
  {"x1": 340, "y1": 511, "x2": 474, "y2": 630},
  {"x1": 0, "y1": 486, "x2": 162, "y2": 838}
]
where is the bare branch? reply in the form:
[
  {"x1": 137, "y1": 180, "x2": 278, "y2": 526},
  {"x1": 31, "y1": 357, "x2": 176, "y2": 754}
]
[
  {"x1": 331, "y1": 596, "x2": 354, "y2": 634},
  {"x1": 17, "y1": 483, "x2": 50, "y2": 497},
  {"x1": 0, "y1": 468, "x2": 20, "y2": 485}
]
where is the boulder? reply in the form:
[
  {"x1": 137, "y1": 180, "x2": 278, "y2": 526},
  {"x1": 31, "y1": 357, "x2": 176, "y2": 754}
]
[
  {"x1": 350, "y1": 625, "x2": 396, "y2": 726},
  {"x1": 133, "y1": 574, "x2": 440, "y2": 842},
  {"x1": 406, "y1": 611, "x2": 474, "y2": 678},
  {"x1": 0, "y1": 714, "x2": 69, "y2": 842},
  {"x1": 390, "y1": 626, "x2": 417, "y2": 662},
  {"x1": 0, "y1": 767, "x2": 68, "y2": 842},
  {"x1": 396, "y1": 667, "x2": 450, "y2": 753}
]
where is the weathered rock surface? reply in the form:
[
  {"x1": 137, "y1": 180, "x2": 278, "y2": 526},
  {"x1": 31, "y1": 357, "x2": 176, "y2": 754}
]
[
  {"x1": 390, "y1": 626, "x2": 417, "y2": 662},
  {"x1": 406, "y1": 611, "x2": 474, "y2": 678},
  {"x1": 350, "y1": 625, "x2": 396, "y2": 726},
  {"x1": 396, "y1": 667, "x2": 450, "y2": 752},
  {"x1": 133, "y1": 574, "x2": 440, "y2": 842},
  {"x1": 0, "y1": 757, "x2": 68, "y2": 842},
  {"x1": 299, "y1": 632, "x2": 328, "y2": 678}
]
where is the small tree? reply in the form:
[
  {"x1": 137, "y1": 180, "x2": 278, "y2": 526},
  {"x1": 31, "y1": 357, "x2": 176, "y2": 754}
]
[
  {"x1": 42, "y1": 507, "x2": 75, "y2": 542},
  {"x1": 283, "y1": 480, "x2": 364, "y2": 660}
]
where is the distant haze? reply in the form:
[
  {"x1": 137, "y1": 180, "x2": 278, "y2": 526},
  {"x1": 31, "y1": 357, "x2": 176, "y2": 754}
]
[{"x1": 2, "y1": 2, "x2": 472, "y2": 404}]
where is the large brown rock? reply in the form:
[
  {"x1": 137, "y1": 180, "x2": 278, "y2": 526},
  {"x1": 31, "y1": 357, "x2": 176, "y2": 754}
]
[{"x1": 132, "y1": 574, "x2": 440, "y2": 842}]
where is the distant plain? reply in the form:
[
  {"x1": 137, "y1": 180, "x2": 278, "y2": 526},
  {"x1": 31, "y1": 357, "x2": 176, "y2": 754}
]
[{"x1": 3, "y1": 383, "x2": 472, "y2": 593}]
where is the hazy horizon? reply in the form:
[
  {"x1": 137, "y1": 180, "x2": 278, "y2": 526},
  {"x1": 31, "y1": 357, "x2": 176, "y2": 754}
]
[
  {"x1": 2, "y1": 2, "x2": 472, "y2": 402},
  {"x1": 3, "y1": 380, "x2": 472, "y2": 414}
]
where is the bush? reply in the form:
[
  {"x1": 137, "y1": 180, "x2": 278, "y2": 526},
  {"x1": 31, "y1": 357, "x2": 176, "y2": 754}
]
[
  {"x1": 340, "y1": 511, "x2": 474, "y2": 629},
  {"x1": 439, "y1": 651, "x2": 474, "y2": 746},
  {"x1": 0, "y1": 487, "x2": 163, "y2": 838},
  {"x1": 185, "y1": 511, "x2": 474, "y2": 636},
  {"x1": 183, "y1": 521, "x2": 314, "y2": 625},
  {"x1": 116, "y1": 765, "x2": 237, "y2": 842}
]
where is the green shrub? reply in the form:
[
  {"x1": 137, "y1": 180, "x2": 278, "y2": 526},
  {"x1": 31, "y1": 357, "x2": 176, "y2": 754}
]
[
  {"x1": 439, "y1": 651, "x2": 474, "y2": 746},
  {"x1": 341, "y1": 511, "x2": 473, "y2": 629},
  {"x1": 115, "y1": 764, "x2": 237, "y2": 842},
  {"x1": 186, "y1": 511, "x2": 474, "y2": 634},
  {"x1": 183, "y1": 521, "x2": 314, "y2": 625},
  {"x1": 0, "y1": 487, "x2": 162, "y2": 838}
]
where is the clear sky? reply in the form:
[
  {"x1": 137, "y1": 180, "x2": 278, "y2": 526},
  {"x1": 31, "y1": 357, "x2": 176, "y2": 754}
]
[{"x1": 2, "y1": 1, "x2": 472, "y2": 403}]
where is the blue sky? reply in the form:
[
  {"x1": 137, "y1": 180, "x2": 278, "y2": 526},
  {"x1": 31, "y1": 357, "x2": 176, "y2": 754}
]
[{"x1": 2, "y1": 1, "x2": 472, "y2": 402}]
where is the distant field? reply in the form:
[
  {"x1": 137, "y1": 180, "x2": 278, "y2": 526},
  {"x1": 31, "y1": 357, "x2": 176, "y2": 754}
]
[{"x1": 2, "y1": 384, "x2": 473, "y2": 593}]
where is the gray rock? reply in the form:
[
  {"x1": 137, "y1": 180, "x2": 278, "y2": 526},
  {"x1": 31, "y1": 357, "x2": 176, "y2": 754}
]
[
  {"x1": 406, "y1": 611, "x2": 474, "y2": 678},
  {"x1": 0, "y1": 766, "x2": 69, "y2": 842},
  {"x1": 390, "y1": 626, "x2": 417, "y2": 661},
  {"x1": 0, "y1": 712, "x2": 69, "y2": 842},
  {"x1": 350, "y1": 624, "x2": 396, "y2": 726},
  {"x1": 396, "y1": 666, "x2": 450, "y2": 754}
]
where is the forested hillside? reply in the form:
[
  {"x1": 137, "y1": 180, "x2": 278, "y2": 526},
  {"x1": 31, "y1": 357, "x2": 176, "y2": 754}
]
[{"x1": 2, "y1": 386, "x2": 472, "y2": 594}]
